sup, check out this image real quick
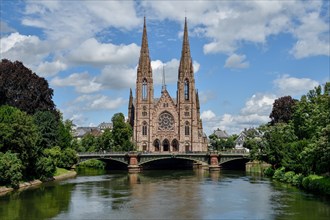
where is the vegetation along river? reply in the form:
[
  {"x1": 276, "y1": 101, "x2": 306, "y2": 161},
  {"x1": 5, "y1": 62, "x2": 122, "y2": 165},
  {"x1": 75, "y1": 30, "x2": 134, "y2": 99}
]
[{"x1": 0, "y1": 168, "x2": 329, "y2": 220}]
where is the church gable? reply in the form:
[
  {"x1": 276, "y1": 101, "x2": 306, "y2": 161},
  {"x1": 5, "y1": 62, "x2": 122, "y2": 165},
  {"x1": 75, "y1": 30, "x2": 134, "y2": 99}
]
[{"x1": 154, "y1": 90, "x2": 176, "y2": 111}]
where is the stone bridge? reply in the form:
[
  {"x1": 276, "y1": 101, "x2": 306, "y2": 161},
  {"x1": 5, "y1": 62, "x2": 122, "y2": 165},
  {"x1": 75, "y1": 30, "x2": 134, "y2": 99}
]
[{"x1": 77, "y1": 150, "x2": 250, "y2": 172}]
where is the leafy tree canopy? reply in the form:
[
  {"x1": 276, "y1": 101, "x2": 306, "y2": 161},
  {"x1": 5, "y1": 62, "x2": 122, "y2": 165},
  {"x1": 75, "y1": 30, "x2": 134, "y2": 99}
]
[
  {"x1": 0, "y1": 59, "x2": 57, "y2": 116},
  {"x1": 269, "y1": 96, "x2": 297, "y2": 125}
]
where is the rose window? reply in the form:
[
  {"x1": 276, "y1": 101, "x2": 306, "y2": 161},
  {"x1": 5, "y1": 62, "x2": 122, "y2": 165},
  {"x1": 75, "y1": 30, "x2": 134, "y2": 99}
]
[{"x1": 158, "y1": 112, "x2": 174, "y2": 130}]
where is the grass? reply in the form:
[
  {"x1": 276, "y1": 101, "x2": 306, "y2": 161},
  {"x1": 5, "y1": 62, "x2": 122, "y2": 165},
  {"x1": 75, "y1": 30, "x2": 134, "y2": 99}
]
[{"x1": 54, "y1": 167, "x2": 71, "y2": 177}]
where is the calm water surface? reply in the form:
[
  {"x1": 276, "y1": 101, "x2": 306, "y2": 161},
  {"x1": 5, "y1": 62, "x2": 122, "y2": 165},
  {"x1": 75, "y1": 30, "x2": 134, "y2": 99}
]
[{"x1": 0, "y1": 169, "x2": 329, "y2": 219}]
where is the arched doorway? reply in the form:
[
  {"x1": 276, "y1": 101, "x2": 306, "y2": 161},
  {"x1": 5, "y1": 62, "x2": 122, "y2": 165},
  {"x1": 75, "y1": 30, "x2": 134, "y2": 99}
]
[
  {"x1": 154, "y1": 139, "x2": 160, "y2": 152},
  {"x1": 163, "y1": 139, "x2": 169, "y2": 151},
  {"x1": 185, "y1": 142, "x2": 190, "y2": 152},
  {"x1": 172, "y1": 139, "x2": 179, "y2": 151},
  {"x1": 142, "y1": 142, "x2": 147, "y2": 151}
]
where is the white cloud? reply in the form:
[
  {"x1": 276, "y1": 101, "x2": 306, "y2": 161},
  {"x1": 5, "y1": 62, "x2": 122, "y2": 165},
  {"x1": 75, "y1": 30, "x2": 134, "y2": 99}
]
[
  {"x1": 23, "y1": 1, "x2": 140, "y2": 43},
  {"x1": 273, "y1": 75, "x2": 319, "y2": 97},
  {"x1": 241, "y1": 93, "x2": 276, "y2": 116},
  {"x1": 51, "y1": 72, "x2": 102, "y2": 93},
  {"x1": 0, "y1": 32, "x2": 49, "y2": 67},
  {"x1": 69, "y1": 38, "x2": 140, "y2": 66},
  {"x1": 202, "y1": 93, "x2": 276, "y2": 135},
  {"x1": 143, "y1": 1, "x2": 329, "y2": 59},
  {"x1": 151, "y1": 59, "x2": 200, "y2": 85},
  {"x1": 73, "y1": 94, "x2": 126, "y2": 111},
  {"x1": 201, "y1": 110, "x2": 216, "y2": 121},
  {"x1": 224, "y1": 53, "x2": 249, "y2": 69},
  {"x1": 36, "y1": 60, "x2": 67, "y2": 77},
  {"x1": 97, "y1": 65, "x2": 136, "y2": 90},
  {"x1": 290, "y1": 11, "x2": 330, "y2": 58}
]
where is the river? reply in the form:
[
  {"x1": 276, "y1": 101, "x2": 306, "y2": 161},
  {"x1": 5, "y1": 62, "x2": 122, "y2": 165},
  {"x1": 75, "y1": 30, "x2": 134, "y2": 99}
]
[{"x1": 0, "y1": 168, "x2": 329, "y2": 219}]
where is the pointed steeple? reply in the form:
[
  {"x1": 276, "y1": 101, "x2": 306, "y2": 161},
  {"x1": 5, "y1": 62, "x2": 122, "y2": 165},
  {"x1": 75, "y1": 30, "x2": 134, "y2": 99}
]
[
  {"x1": 196, "y1": 90, "x2": 200, "y2": 111},
  {"x1": 179, "y1": 17, "x2": 193, "y2": 79},
  {"x1": 162, "y1": 65, "x2": 167, "y2": 92},
  {"x1": 137, "y1": 17, "x2": 152, "y2": 78},
  {"x1": 129, "y1": 88, "x2": 133, "y2": 107}
]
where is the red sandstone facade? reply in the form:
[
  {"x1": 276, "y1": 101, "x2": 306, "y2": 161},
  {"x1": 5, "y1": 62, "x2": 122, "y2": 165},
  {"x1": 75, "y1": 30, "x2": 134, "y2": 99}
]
[{"x1": 128, "y1": 18, "x2": 207, "y2": 152}]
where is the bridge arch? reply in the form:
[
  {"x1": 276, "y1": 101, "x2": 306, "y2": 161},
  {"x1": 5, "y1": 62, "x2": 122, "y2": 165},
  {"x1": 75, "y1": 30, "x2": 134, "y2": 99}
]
[
  {"x1": 219, "y1": 157, "x2": 250, "y2": 170},
  {"x1": 138, "y1": 157, "x2": 205, "y2": 170}
]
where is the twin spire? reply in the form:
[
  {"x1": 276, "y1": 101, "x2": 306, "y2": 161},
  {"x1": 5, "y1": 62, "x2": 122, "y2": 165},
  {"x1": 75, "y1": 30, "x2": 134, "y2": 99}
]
[{"x1": 137, "y1": 16, "x2": 193, "y2": 82}]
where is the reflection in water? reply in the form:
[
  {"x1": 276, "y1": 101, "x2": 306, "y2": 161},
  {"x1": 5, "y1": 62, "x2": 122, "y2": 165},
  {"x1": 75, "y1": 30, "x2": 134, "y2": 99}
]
[{"x1": 0, "y1": 169, "x2": 329, "y2": 220}]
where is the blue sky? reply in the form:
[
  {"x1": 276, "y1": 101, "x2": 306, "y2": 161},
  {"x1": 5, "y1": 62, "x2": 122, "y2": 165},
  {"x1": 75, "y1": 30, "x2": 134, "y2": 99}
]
[{"x1": 1, "y1": 0, "x2": 329, "y2": 135}]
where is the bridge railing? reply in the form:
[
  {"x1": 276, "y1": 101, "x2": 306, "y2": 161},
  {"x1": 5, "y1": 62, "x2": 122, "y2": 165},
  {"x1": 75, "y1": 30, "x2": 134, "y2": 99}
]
[{"x1": 77, "y1": 149, "x2": 249, "y2": 157}]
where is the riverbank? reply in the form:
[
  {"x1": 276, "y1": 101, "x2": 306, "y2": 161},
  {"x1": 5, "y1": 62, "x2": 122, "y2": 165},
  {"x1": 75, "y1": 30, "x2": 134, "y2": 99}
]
[
  {"x1": 0, "y1": 169, "x2": 77, "y2": 196},
  {"x1": 265, "y1": 167, "x2": 330, "y2": 196}
]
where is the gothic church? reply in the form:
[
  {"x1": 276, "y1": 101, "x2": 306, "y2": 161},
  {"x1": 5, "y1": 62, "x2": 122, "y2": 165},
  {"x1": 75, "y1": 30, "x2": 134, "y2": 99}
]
[{"x1": 128, "y1": 18, "x2": 207, "y2": 152}]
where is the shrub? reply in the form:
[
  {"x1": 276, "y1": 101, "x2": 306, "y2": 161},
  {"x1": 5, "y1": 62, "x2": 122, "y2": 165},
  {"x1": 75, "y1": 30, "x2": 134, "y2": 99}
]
[
  {"x1": 79, "y1": 159, "x2": 106, "y2": 169},
  {"x1": 292, "y1": 173, "x2": 304, "y2": 187},
  {"x1": 35, "y1": 156, "x2": 56, "y2": 181},
  {"x1": 264, "y1": 167, "x2": 275, "y2": 177},
  {"x1": 283, "y1": 171, "x2": 296, "y2": 183},
  {"x1": 0, "y1": 152, "x2": 23, "y2": 188},
  {"x1": 273, "y1": 167, "x2": 285, "y2": 180}
]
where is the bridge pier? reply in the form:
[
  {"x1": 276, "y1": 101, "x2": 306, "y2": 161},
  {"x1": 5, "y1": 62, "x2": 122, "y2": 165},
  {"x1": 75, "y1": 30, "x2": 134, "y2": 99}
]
[
  {"x1": 128, "y1": 153, "x2": 141, "y2": 173},
  {"x1": 209, "y1": 153, "x2": 221, "y2": 171}
]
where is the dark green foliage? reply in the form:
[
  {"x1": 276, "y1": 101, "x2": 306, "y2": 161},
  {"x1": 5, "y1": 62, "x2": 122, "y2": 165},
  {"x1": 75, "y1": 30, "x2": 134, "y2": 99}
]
[
  {"x1": 0, "y1": 105, "x2": 40, "y2": 177},
  {"x1": 44, "y1": 147, "x2": 78, "y2": 169},
  {"x1": 273, "y1": 167, "x2": 285, "y2": 181},
  {"x1": 59, "y1": 148, "x2": 78, "y2": 169},
  {"x1": 44, "y1": 147, "x2": 62, "y2": 167},
  {"x1": 0, "y1": 59, "x2": 57, "y2": 116},
  {"x1": 255, "y1": 82, "x2": 329, "y2": 175},
  {"x1": 264, "y1": 167, "x2": 275, "y2": 177},
  {"x1": 209, "y1": 134, "x2": 237, "y2": 150},
  {"x1": 81, "y1": 133, "x2": 98, "y2": 152},
  {"x1": 111, "y1": 113, "x2": 134, "y2": 151},
  {"x1": 34, "y1": 111, "x2": 59, "y2": 149},
  {"x1": 98, "y1": 129, "x2": 113, "y2": 151},
  {"x1": 57, "y1": 119, "x2": 73, "y2": 149},
  {"x1": 35, "y1": 156, "x2": 56, "y2": 181},
  {"x1": 302, "y1": 175, "x2": 330, "y2": 195},
  {"x1": 0, "y1": 152, "x2": 23, "y2": 188},
  {"x1": 262, "y1": 123, "x2": 297, "y2": 169},
  {"x1": 78, "y1": 159, "x2": 106, "y2": 169}
]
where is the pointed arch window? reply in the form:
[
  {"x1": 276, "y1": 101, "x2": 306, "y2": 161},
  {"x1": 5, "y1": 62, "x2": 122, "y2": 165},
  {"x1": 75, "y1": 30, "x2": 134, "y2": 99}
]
[
  {"x1": 142, "y1": 121, "x2": 148, "y2": 136},
  {"x1": 185, "y1": 121, "x2": 190, "y2": 136},
  {"x1": 184, "y1": 79, "x2": 189, "y2": 100},
  {"x1": 142, "y1": 78, "x2": 148, "y2": 100}
]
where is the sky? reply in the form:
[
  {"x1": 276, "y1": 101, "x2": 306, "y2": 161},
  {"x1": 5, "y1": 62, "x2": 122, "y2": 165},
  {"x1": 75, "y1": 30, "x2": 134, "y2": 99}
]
[{"x1": 1, "y1": 0, "x2": 329, "y2": 135}]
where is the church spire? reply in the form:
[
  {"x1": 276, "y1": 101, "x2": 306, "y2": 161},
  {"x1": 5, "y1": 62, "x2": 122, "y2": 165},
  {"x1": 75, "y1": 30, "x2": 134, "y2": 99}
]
[
  {"x1": 138, "y1": 17, "x2": 152, "y2": 78},
  {"x1": 162, "y1": 65, "x2": 167, "y2": 92},
  {"x1": 178, "y1": 17, "x2": 193, "y2": 79}
]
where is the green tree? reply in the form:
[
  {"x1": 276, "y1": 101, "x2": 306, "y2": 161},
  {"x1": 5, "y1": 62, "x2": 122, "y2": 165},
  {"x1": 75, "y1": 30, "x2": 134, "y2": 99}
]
[
  {"x1": 262, "y1": 123, "x2": 297, "y2": 169},
  {"x1": 0, "y1": 151, "x2": 23, "y2": 188},
  {"x1": 81, "y1": 133, "x2": 98, "y2": 152},
  {"x1": 35, "y1": 156, "x2": 56, "y2": 181},
  {"x1": 59, "y1": 148, "x2": 78, "y2": 168},
  {"x1": 0, "y1": 105, "x2": 40, "y2": 178},
  {"x1": 99, "y1": 128, "x2": 113, "y2": 152},
  {"x1": 0, "y1": 59, "x2": 57, "y2": 117},
  {"x1": 57, "y1": 119, "x2": 73, "y2": 149},
  {"x1": 111, "y1": 113, "x2": 133, "y2": 151},
  {"x1": 34, "y1": 111, "x2": 59, "y2": 149}
]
